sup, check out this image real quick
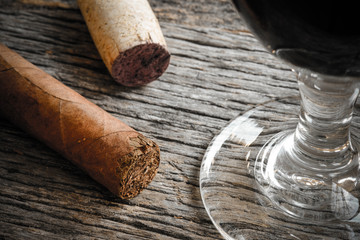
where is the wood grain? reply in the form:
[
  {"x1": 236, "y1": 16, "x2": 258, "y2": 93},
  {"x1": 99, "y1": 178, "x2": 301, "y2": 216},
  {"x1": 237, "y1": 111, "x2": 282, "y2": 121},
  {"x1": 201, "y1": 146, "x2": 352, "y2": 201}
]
[{"x1": 0, "y1": 0, "x2": 314, "y2": 239}]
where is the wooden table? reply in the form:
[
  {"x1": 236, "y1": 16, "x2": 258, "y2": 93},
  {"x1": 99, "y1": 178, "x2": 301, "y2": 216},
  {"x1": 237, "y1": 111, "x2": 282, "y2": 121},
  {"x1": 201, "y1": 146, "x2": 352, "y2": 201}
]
[{"x1": 0, "y1": 0, "x2": 302, "y2": 239}]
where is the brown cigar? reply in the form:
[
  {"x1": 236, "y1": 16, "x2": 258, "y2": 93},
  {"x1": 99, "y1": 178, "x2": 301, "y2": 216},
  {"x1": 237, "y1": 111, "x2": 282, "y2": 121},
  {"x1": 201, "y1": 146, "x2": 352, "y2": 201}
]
[
  {"x1": 77, "y1": 0, "x2": 171, "y2": 87},
  {"x1": 0, "y1": 43, "x2": 160, "y2": 199}
]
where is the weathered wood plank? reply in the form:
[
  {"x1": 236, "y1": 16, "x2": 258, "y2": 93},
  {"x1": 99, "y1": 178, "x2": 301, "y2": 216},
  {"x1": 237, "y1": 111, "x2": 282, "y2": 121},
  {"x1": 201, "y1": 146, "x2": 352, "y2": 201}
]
[{"x1": 0, "y1": 0, "x2": 320, "y2": 240}]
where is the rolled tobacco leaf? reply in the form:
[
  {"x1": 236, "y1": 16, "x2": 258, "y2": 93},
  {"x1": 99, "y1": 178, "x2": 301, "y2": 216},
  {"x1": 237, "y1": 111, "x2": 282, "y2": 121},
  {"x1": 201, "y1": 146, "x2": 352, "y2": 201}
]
[{"x1": 0, "y1": 43, "x2": 160, "y2": 199}]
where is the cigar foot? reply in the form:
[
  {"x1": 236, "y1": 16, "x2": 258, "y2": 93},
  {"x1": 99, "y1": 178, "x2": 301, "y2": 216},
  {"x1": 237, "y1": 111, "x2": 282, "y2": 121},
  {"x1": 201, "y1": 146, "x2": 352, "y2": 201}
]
[
  {"x1": 116, "y1": 135, "x2": 160, "y2": 199},
  {"x1": 111, "y1": 43, "x2": 170, "y2": 87}
]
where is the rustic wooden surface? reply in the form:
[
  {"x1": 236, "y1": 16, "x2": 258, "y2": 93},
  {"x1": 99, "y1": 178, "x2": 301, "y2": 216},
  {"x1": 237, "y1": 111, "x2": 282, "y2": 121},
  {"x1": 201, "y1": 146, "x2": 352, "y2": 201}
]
[{"x1": 0, "y1": 0, "x2": 303, "y2": 239}]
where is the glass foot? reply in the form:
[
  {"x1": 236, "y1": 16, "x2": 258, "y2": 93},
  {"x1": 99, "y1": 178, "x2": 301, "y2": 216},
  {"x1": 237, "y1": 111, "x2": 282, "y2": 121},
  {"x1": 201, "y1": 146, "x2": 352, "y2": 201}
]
[
  {"x1": 200, "y1": 96, "x2": 360, "y2": 240},
  {"x1": 255, "y1": 129, "x2": 360, "y2": 221}
]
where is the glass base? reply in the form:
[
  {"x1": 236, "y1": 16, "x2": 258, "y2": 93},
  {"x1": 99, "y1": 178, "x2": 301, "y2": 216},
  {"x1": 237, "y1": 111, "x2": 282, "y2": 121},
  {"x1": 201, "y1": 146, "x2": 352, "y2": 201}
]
[
  {"x1": 200, "y1": 96, "x2": 360, "y2": 240},
  {"x1": 255, "y1": 130, "x2": 360, "y2": 222}
]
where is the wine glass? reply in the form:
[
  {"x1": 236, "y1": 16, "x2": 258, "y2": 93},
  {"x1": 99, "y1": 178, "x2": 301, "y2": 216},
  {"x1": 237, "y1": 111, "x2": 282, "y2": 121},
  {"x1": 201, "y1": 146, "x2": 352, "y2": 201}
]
[{"x1": 200, "y1": 0, "x2": 360, "y2": 239}]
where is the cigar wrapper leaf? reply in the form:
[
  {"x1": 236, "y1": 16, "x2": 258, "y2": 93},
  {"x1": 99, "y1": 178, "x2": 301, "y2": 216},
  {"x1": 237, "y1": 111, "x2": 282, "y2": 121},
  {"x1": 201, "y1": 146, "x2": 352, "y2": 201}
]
[{"x1": 0, "y1": 43, "x2": 160, "y2": 199}]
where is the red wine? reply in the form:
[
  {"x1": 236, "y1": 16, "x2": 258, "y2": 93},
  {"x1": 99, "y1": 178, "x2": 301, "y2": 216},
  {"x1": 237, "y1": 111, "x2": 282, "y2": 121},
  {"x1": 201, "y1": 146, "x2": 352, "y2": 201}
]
[{"x1": 232, "y1": 0, "x2": 360, "y2": 77}]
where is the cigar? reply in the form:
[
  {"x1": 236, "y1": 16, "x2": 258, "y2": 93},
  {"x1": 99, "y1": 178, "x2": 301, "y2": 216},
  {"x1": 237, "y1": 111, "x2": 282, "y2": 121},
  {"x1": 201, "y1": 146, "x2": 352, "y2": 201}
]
[
  {"x1": 0, "y1": 43, "x2": 160, "y2": 199},
  {"x1": 78, "y1": 0, "x2": 171, "y2": 87}
]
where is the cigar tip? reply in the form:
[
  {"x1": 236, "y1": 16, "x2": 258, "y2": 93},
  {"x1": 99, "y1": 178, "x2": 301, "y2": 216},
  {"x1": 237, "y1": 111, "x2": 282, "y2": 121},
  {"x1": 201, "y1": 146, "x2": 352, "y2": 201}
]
[
  {"x1": 116, "y1": 135, "x2": 160, "y2": 199},
  {"x1": 111, "y1": 43, "x2": 170, "y2": 87}
]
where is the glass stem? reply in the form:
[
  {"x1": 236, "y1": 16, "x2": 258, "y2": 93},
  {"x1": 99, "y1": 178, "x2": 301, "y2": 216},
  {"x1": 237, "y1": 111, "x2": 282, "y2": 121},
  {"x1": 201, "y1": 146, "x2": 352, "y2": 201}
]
[{"x1": 290, "y1": 70, "x2": 359, "y2": 171}]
